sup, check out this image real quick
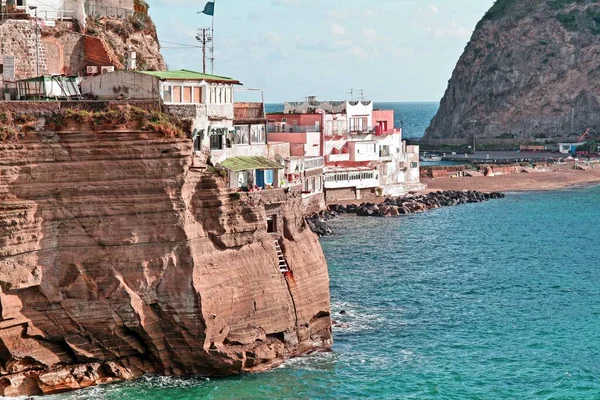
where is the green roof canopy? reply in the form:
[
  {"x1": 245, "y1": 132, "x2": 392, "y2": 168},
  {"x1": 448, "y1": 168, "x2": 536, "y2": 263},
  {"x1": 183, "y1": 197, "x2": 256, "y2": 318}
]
[
  {"x1": 139, "y1": 69, "x2": 241, "y2": 84},
  {"x1": 220, "y1": 156, "x2": 285, "y2": 172}
]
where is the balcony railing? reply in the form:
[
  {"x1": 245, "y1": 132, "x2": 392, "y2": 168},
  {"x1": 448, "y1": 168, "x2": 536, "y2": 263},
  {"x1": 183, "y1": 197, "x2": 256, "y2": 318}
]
[
  {"x1": 268, "y1": 124, "x2": 320, "y2": 133},
  {"x1": 85, "y1": 3, "x2": 134, "y2": 19},
  {"x1": 303, "y1": 157, "x2": 324, "y2": 170},
  {"x1": 234, "y1": 102, "x2": 264, "y2": 121}
]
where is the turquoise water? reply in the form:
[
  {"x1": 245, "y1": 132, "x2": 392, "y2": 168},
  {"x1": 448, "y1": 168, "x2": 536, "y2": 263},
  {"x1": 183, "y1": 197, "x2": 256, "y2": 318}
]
[
  {"x1": 48, "y1": 186, "x2": 600, "y2": 399},
  {"x1": 265, "y1": 102, "x2": 438, "y2": 140}
]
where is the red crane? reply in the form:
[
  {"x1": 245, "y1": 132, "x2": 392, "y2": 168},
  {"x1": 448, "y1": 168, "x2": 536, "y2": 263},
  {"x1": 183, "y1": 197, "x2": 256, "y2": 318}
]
[{"x1": 577, "y1": 128, "x2": 591, "y2": 143}]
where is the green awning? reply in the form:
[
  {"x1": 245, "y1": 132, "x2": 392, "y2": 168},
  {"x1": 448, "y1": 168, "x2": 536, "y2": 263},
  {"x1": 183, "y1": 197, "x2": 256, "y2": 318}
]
[{"x1": 220, "y1": 156, "x2": 285, "y2": 172}]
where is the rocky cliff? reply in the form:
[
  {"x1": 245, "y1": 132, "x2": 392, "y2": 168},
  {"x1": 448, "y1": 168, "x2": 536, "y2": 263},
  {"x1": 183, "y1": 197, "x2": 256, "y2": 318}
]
[
  {"x1": 0, "y1": 1, "x2": 164, "y2": 84},
  {"x1": 0, "y1": 103, "x2": 331, "y2": 396},
  {"x1": 425, "y1": 0, "x2": 600, "y2": 141}
]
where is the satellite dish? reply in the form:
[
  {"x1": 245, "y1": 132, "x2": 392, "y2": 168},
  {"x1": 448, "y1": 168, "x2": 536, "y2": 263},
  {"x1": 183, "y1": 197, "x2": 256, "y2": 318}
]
[{"x1": 275, "y1": 154, "x2": 284, "y2": 164}]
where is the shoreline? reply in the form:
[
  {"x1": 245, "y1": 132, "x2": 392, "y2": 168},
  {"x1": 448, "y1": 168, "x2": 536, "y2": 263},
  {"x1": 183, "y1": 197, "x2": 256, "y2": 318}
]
[{"x1": 420, "y1": 169, "x2": 600, "y2": 194}]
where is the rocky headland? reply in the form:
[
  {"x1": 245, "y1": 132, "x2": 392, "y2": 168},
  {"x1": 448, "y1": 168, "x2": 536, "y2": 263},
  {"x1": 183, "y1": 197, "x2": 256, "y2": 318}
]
[
  {"x1": 425, "y1": 0, "x2": 600, "y2": 142},
  {"x1": 0, "y1": 103, "x2": 331, "y2": 396}
]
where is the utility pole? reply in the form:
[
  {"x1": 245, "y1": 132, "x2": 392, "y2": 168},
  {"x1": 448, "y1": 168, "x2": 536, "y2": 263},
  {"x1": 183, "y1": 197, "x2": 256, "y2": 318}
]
[
  {"x1": 195, "y1": 28, "x2": 212, "y2": 74},
  {"x1": 29, "y1": 6, "x2": 39, "y2": 77},
  {"x1": 469, "y1": 120, "x2": 477, "y2": 154}
]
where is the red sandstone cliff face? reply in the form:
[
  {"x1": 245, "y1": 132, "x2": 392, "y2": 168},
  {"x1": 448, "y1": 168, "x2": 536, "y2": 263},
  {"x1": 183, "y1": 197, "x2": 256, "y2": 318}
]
[{"x1": 0, "y1": 122, "x2": 331, "y2": 396}]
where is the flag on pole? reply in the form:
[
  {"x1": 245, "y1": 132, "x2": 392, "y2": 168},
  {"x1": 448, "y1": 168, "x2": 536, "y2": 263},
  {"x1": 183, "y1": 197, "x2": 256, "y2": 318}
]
[{"x1": 200, "y1": 1, "x2": 215, "y2": 16}]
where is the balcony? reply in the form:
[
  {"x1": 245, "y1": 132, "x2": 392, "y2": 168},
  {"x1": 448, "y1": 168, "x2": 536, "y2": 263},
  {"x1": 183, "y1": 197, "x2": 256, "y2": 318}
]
[
  {"x1": 268, "y1": 124, "x2": 320, "y2": 133},
  {"x1": 324, "y1": 169, "x2": 379, "y2": 190},
  {"x1": 349, "y1": 126, "x2": 375, "y2": 135},
  {"x1": 303, "y1": 156, "x2": 324, "y2": 170}
]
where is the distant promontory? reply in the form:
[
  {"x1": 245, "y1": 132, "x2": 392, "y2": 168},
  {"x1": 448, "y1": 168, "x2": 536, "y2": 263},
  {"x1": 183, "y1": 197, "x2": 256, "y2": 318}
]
[{"x1": 425, "y1": 0, "x2": 600, "y2": 142}]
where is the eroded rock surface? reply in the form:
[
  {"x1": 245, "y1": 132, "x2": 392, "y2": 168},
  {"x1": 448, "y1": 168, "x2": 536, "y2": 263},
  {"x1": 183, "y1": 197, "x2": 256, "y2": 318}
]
[
  {"x1": 0, "y1": 128, "x2": 331, "y2": 396},
  {"x1": 425, "y1": 0, "x2": 600, "y2": 140}
]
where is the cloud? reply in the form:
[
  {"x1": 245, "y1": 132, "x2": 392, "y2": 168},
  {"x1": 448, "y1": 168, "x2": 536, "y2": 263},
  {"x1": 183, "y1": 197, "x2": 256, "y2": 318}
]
[
  {"x1": 329, "y1": 9, "x2": 350, "y2": 20},
  {"x1": 335, "y1": 39, "x2": 354, "y2": 48},
  {"x1": 265, "y1": 31, "x2": 283, "y2": 45},
  {"x1": 348, "y1": 46, "x2": 367, "y2": 59},
  {"x1": 271, "y1": 0, "x2": 299, "y2": 6},
  {"x1": 330, "y1": 23, "x2": 346, "y2": 36},
  {"x1": 362, "y1": 28, "x2": 378, "y2": 41},
  {"x1": 329, "y1": 8, "x2": 377, "y2": 20},
  {"x1": 428, "y1": 5, "x2": 439, "y2": 13},
  {"x1": 428, "y1": 21, "x2": 471, "y2": 40}
]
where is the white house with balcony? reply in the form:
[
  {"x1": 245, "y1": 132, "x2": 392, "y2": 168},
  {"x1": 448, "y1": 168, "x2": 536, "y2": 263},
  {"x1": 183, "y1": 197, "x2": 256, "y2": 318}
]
[
  {"x1": 284, "y1": 97, "x2": 373, "y2": 134},
  {"x1": 81, "y1": 69, "x2": 243, "y2": 158}
]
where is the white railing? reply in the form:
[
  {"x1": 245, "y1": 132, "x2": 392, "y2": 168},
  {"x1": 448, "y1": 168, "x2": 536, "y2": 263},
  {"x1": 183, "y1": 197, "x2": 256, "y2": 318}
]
[
  {"x1": 303, "y1": 156, "x2": 324, "y2": 170},
  {"x1": 85, "y1": 3, "x2": 133, "y2": 19}
]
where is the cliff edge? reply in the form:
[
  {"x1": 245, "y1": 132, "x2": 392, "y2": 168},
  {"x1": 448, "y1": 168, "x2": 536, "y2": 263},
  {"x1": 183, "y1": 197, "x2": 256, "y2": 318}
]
[
  {"x1": 425, "y1": 0, "x2": 600, "y2": 141},
  {"x1": 0, "y1": 103, "x2": 331, "y2": 396}
]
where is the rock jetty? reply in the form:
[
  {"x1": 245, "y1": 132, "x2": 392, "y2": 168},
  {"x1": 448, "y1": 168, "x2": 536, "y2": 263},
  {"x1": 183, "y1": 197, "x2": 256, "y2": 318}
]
[
  {"x1": 306, "y1": 191, "x2": 505, "y2": 236},
  {"x1": 331, "y1": 191, "x2": 505, "y2": 217}
]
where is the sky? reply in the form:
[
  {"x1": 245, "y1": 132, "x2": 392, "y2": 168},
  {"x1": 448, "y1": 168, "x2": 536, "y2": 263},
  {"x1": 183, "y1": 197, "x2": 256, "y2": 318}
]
[{"x1": 146, "y1": 0, "x2": 496, "y2": 103}]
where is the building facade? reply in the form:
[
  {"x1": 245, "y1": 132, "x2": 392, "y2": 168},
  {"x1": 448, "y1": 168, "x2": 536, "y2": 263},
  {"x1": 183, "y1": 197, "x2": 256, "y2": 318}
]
[{"x1": 268, "y1": 97, "x2": 424, "y2": 201}]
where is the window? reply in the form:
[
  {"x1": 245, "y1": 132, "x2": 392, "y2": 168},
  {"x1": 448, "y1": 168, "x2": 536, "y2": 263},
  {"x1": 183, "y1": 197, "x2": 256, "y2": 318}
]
[
  {"x1": 182, "y1": 86, "x2": 192, "y2": 103},
  {"x1": 235, "y1": 125, "x2": 250, "y2": 144},
  {"x1": 173, "y1": 86, "x2": 181, "y2": 103},
  {"x1": 410, "y1": 162, "x2": 418, "y2": 169},
  {"x1": 193, "y1": 87, "x2": 202, "y2": 103},
  {"x1": 258, "y1": 125, "x2": 266, "y2": 143},
  {"x1": 251, "y1": 125, "x2": 262, "y2": 144},
  {"x1": 210, "y1": 130, "x2": 224, "y2": 150},
  {"x1": 163, "y1": 86, "x2": 172, "y2": 103}
]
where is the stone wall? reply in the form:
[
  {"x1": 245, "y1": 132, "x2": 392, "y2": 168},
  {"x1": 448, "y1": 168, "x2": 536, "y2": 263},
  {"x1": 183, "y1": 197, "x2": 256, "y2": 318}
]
[
  {"x1": 325, "y1": 187, "x2": 356, "y2": 202},
  {"x1": 0, "y1": 20, "x2": 48, "y2": 82}
]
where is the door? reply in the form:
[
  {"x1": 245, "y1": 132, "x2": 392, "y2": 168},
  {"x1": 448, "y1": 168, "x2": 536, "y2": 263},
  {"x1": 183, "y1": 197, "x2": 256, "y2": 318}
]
[
  {"x1": 255, "y1": 170, "x2": 265, "y2": 189},
  {"x1": 265, "y1": 170, "x2": 274, "y2": 186}
]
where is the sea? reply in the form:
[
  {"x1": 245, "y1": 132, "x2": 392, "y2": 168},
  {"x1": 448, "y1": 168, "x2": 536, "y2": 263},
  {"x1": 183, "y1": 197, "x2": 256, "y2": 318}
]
[{"x1": 42, "y1": 104, "x2": 600, "y2": 399}]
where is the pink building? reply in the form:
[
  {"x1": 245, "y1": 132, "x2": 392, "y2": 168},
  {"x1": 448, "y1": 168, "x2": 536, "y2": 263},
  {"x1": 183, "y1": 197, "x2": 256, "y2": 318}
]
[
  {"x1": 373, "y1": 109, "x2": 400, "y2": 135},
  {"x1": 268, "y1": 113, "x2": 322, "y2": 157},
  {"x1": 267, "y1": 98, "x2": 424, "y2": 200}
]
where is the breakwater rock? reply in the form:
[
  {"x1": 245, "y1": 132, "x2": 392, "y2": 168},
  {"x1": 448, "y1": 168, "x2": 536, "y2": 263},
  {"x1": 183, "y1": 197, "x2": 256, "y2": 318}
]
[
  {"x1": 331, "y1": 191, "x2": 505, "y2": 218},
  {"x1": 306, "y1": 191, "x2": 505, "y2": 235}
]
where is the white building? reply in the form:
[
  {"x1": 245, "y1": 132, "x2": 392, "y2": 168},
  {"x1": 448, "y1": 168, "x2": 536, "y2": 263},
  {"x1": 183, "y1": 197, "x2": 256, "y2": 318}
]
[
  {"x1": 3, "y1": 0, "x2": 133, "y2": 28},
  {"x1": 81, "y1": 69, "x2": 244, "y2": 162},
  {"x1": 285, "y1": 98, "x2": 374, "y2": 134}
]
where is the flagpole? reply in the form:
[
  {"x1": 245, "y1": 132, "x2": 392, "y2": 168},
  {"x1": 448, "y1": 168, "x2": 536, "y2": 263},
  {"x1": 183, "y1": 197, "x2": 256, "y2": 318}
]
[{"x1": 211, "y1": 0, "x2": 215, "y2": 74}]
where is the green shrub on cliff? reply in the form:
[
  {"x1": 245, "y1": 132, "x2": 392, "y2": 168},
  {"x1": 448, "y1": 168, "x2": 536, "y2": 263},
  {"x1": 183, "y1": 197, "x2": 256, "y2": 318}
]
[{"x1": 44, "y1": 106, "x2": 190, "y2": 139}]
